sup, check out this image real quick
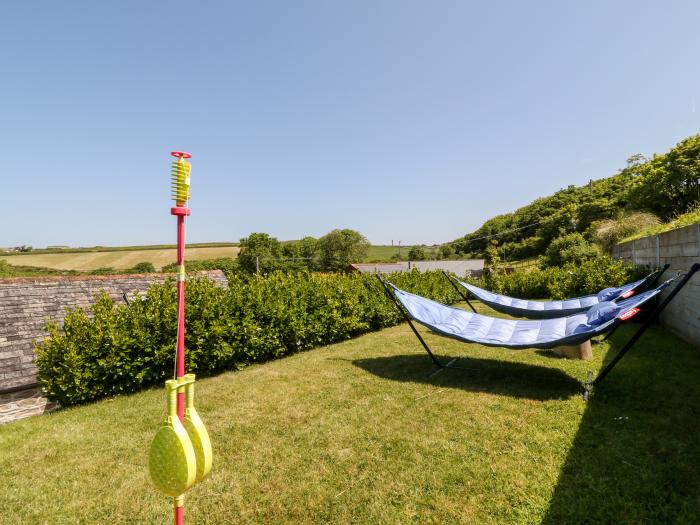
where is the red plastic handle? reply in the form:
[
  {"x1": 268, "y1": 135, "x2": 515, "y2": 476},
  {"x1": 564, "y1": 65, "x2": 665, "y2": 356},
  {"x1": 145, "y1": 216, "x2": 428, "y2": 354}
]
[
  {"x1": 171, "y1": 151, "x2": 192, "y2": 159},
  {"x1": 618, "y1": 307, "x2": 640, "y2": 321}
]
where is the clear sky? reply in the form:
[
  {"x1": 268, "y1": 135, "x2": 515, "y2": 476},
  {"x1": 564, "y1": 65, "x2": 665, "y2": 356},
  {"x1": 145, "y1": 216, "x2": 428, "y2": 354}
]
[{"x1": 4, "y1": 1, "x2": 700, "y2": 247}]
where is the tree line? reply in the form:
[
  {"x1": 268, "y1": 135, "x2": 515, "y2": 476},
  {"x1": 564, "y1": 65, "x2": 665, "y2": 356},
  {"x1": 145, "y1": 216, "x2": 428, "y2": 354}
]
[{"x1": 450, "y1": 134, "x2": 700, "y2": 262}]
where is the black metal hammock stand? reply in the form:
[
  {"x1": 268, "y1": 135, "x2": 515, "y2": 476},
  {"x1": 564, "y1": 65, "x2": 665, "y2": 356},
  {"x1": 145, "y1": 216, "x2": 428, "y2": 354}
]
[{"x1": 376, "y1": 263, "x2": 699, "y2": 400}]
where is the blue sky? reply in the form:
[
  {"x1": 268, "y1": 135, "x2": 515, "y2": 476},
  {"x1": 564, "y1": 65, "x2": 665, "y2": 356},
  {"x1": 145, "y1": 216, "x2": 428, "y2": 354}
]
[{"x1": 3, "y1": 1, "x2": 700, "y2": 247}]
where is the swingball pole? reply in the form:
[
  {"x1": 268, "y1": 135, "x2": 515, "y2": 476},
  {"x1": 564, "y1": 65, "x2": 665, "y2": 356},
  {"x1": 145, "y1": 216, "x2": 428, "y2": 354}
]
[
  {"x1": 149, "y1": 151, "x2": 212, "y2": 525},
  {"x1": 171, "y1": 150, "x2": 192, "y2": 525}
]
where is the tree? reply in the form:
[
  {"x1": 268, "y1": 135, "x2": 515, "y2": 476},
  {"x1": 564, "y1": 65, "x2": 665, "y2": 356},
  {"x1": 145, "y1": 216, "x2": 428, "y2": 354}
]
[
  {"x1": 484, "y1": 241, "x2": 501, "y2": 266},
  {"x1": 317, "y1": 229, "x2": 370, "y2": 271},
  {"x1": 280, "y1": 236, "x2": 319, "y2": 271},
  {"x1": 238, "y1": 232, "x2": 282, "y2": 273},
  {"x1": 296, "y1": 236, "x2": 319, "y2": 269},
  {"x1": 437, "y1": 244, "x2": 454, "y2": 260},
  {"x1": 408, "y1": 246, "x2": 426, "y2": 260}
]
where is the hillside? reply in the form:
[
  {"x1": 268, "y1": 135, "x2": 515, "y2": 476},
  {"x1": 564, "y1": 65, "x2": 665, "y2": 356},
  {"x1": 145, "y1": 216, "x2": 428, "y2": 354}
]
[{"x1": 452, "y1": 135, "x2": 700, "y2": 260}]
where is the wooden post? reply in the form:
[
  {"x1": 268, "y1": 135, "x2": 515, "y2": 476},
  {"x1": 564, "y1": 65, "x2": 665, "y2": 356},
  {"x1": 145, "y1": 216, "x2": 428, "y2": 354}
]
[{"x1": 553, "y1": 339, "x2": 593, "y2": 360}]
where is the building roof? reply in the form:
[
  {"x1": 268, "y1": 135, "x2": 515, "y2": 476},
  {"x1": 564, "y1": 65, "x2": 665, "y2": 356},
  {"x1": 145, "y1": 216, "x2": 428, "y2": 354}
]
[{"x1": 0, "y1": 271, "x2": 227, "y2": 393}]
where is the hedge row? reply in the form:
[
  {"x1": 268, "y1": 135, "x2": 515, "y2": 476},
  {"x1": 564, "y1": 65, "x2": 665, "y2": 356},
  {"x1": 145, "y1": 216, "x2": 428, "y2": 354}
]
[
  {"x1": 35, "y1": 258, "x2": 638, "y2": 407},
  {"x1": 35, "y1": 271, "x2": 463, "y2": 406},
  {"x1": 485, "y1": 256, "x2": 643, "y2": 299}
]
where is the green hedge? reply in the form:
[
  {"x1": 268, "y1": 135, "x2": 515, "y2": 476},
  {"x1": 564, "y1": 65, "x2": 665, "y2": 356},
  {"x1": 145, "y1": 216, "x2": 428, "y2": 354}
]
[
  {"x1": 35, "y1": 259, "x2": 641, "y2": 406},
  {"x1": 485, "y1": 256, "x2": 643, "y2": 299},
  {"x1": 35, "y1": 270, "x2": 462, "y2": 406}
]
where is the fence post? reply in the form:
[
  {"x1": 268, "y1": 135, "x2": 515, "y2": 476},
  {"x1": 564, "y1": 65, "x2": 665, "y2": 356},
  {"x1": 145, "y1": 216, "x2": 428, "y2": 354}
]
[{"x1": 656, "y1": 235, "x2": 660, "y2": 267}]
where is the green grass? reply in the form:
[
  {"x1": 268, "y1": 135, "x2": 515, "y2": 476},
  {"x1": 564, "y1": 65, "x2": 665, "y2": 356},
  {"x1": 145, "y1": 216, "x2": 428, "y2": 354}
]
[
  {"x1": 1, "y1": 242, "x2": 239, "y2": 256},
  {"x1": 364, "y1": 245, "x2": 449, "y2": 262},
  {"x1": 620, "y1": 205, "x2": 700, "y2": 243},
  {"x1": 2, "y1": 302, "x2": 698, "y2": 524},
  {"x1": 0, "y1": 246, "x2": 240, "y2": 272}
]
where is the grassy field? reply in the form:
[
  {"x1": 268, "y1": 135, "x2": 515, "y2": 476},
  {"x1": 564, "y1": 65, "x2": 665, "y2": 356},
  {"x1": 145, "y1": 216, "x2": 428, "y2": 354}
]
[
  {"x1": 1, "y1": 242, "x2": 238, "y2": 256},
  {"x1": 0, "y1": 246, "x2": 240, "y2": 272},
  {"x1": 1, "y1": 305, "x2": 698, "y2": 524},
  {"x1": 364, "y1": 245, "x2": 438, "y2": 262},
  {"x1": 1, "y1": 244, "x2": 439, "y2": 272}
]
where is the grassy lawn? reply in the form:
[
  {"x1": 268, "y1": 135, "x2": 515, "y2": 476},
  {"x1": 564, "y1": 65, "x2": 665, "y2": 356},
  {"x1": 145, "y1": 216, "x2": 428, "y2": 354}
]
[
  {"x1": 0, "y1": 246, "x2": 240, "y2": 272},
  {"x1": 1, "y1": 305, "x2": 699, "y2": 524}
]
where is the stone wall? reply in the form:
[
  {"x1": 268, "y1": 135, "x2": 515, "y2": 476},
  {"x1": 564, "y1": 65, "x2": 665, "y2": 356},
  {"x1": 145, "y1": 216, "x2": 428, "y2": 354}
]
[
  {"x1": 612, "y1": 223, "x2": 700, "y2": 347},
  {"x1": 0, "y1": 270, "x2": 227, "y2": 423},
  {"x1": 0, "y1": 386, "x2": 57, "y2": 424}
]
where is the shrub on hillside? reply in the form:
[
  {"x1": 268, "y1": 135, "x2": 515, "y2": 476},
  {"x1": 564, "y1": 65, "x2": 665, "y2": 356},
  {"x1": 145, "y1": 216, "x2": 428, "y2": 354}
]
[
  {"x1": 35, "y1": 270, "x2": 462, "y2": 406},
  {"x1": 590, "y1": 212, "x2": 661, "y2": 253},
  {"x1": 542, "y1": 233, "x2": 600, "y2": 268}
]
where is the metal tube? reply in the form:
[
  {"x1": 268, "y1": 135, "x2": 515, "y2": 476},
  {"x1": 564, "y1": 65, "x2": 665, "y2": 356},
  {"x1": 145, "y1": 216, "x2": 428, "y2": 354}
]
[
  {"x1": 593, "y1": 263, "x2": 699, "y2": 388},
  {"x1": 375, "y1": 274, "x2": 444, "y2": 368},
  {"x1": 441, "y1": 271, "x2": 477, "y2": 313}
]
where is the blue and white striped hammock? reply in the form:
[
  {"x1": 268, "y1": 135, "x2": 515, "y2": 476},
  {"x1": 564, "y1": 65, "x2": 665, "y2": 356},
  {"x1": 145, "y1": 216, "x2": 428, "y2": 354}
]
[
  {"x1": 387, "y1": 280, "x2": 670, "y2": 350},
  {"x1": 451, "y1": 268, "x2": 663, "y2": 319}
]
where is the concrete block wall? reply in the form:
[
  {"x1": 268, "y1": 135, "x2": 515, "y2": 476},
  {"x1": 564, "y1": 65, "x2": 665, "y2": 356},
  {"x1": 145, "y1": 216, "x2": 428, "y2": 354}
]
[{"x1": 612, "y1": 223, "x2": 700, "y2": 347}]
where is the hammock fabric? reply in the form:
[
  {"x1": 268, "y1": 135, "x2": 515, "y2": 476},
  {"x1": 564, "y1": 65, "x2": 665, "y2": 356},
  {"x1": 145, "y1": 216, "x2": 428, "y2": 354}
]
[
  {"x1": 451, "y1": 268, "x2": 664, "y2": 319},
  {"x1": 388, "y1": 281, "x2": 669, "y2": 350}
]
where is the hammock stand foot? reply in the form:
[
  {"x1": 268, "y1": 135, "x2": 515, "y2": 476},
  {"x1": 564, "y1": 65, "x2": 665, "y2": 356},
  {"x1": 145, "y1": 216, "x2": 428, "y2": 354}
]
[
  {"x1": 585, "y1": 263, "x2": 698, "y2": 400},
  {"x1": 582, "y1": 371, "x2": 594, "y2": 401},
  {"x1": 428, "y1": 357, "x2": 459, "y2": 378}
]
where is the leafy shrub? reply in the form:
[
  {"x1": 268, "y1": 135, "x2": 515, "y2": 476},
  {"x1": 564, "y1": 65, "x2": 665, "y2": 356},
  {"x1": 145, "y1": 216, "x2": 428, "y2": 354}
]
[
  {"x1": 89, "y1": 267, "x2": 116, "y2": 275},
  {"x1": 542, "y1": 233, "x2": 600, "y2": 268},
  {"x1": 130, "y1": 262, "x2": 156, "y2": 273},
  {"x1": 35, "y1": 270, "x2": 462, "y2": 406},
  {"x1": 486, "y1": 256, "x2": 643, "y2": 299},
  {"x1": 408, "y1": 246, "x2": 426, "y2": 260},
  {"x1": 437, "y1": 244, "x2": 454, "y2": 259}
]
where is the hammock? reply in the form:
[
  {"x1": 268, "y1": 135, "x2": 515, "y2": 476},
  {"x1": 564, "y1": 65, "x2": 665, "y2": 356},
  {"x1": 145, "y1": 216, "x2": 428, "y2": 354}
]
[
  {"x1": 377, "y1": 262, "x2": 699, "y2": 399},
  {"x1": 447, "y1": 266, "x2": 667, "y2": 319},
  {"x1": 388, "y1": 282, "x2": 669, "y2": 350}
]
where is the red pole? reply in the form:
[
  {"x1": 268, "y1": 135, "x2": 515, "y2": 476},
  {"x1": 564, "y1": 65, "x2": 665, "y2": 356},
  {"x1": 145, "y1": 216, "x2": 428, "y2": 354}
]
[
  {"x1": 175, "y1": 498, "x2": 184, "y2": 525},
  {"x1": 171, "y1": 210, "x2": 189, "y2": 525},
  {"x1": 176, "y1": 213, "x2": 186, "y2": 422},
  {"x1": 170, "y1": 150, "x2": 191, "y2": 525}
]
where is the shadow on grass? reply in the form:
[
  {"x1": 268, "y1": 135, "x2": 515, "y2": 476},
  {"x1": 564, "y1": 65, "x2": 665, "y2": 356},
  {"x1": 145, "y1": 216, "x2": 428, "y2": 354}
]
[
  {"x1": 542, "y1": 325, "x2": 700, "y2": 523},
  {"x1": 352, "y1": 354, "x2": 582, "y2": 400}
]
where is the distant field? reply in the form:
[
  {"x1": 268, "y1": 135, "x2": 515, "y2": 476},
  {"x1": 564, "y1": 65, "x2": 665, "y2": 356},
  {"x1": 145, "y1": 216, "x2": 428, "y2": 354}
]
[
  {"x1": 364, "y1": 245, "x2": 437, "y2": 262},
  {"x1": 1, "y1": 243, "x2": 442, "y2": 272},
  {"x1": 0, "y1": 246, "x2": 240, "y2": 272}
]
